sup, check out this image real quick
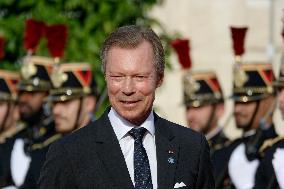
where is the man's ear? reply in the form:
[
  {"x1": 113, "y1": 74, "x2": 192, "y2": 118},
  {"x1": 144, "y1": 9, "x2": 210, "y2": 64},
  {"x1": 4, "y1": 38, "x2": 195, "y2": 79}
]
[
  {"x1": 216, "y1": 103, "x2": 225, "y2": 119},
  {"x1": 156, "y1": 73, "x2": 164, "y2": 88}
]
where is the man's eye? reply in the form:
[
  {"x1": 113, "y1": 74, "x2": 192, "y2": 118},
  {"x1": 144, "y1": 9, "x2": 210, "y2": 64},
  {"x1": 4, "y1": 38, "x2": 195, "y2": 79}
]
[
  {"x1": 110, "y1": 75, "x2": 123, "y2": 81},
  {"x1": 134, "y1": 76, "x2": 147, "y2": 81}
]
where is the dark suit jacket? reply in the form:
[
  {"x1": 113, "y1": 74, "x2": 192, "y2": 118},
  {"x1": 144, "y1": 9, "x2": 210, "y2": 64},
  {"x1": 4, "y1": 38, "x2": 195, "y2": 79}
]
[{"x1": 39, "y1": 109, "x2": 214, "y2": 189}]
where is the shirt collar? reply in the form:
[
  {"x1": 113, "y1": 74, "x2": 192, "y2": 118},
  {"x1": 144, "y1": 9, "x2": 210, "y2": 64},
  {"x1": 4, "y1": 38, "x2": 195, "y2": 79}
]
[{"x1": 108, "y1": 107, "x2": 155, "y2": 140}]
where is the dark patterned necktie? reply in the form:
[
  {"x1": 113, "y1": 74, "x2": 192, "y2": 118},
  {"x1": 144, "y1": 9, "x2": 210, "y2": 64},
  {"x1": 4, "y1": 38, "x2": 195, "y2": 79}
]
[{"x1": 129, "y1": 127, "x2": 153, "y2": 189}]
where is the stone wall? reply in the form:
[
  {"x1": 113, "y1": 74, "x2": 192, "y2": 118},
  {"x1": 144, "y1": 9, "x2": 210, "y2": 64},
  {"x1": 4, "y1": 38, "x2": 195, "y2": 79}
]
[{"x1": 150, "y1": 0, "x2": 284, "y2": 138}]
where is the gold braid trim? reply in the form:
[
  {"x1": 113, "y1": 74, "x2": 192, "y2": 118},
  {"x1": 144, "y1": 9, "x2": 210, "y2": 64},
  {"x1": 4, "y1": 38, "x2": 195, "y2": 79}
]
[
  {"x1": 259, "y1": 136, "x2": 284, "y2": 153},
  {"x1": 0, "y1": 123, "x2": 26, "y2": 144},
  {"x1": 31, "y1": 134, "x2": 62, "y2": 151}
]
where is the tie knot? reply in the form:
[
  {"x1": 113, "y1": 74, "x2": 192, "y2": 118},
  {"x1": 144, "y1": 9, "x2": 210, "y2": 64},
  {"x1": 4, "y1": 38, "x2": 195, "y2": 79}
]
[{"x1": 129, "y1": 127, "x2": 147, "y2": 141}]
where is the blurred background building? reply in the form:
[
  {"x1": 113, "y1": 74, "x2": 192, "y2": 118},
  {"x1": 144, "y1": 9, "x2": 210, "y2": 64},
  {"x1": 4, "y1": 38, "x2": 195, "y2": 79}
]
[{"x1": 150, "y1": 0, "x2": 284, "y2": 138}]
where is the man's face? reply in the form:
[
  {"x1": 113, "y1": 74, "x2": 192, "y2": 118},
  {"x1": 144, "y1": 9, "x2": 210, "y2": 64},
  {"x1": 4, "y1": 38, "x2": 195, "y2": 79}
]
[
  {"x1": 52, "y1": 99, "x2": 86, "y2": 133},
  {"x1": 0, "y1": 101, "x2": 9, "y2": 130},
  {"x1": 105, "y1": 41, "x2": 163, "y2": 125},
  {"x1": 186, "y1": 104, "x2": 220, "y2": 133},
  {"x1": 234, "y1": 101, "x2": 257, "y2": 129},
  {"x1": 278, "y1": 88, "x2": 284, "y2": 118},
  {"x1": 18, "y1": 91, "x2": 46, "y2": 120}
]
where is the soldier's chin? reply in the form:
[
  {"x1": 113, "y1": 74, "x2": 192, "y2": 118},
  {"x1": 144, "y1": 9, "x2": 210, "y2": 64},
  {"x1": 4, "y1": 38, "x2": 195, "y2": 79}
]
[
  {"x1": 20, "y1": 113, "x2": 34, "y2": 123},
  {"x1": 189, "y1": 125, "x2": 201, "y2": 132},
  {"x1": 56, "y1": 125, "x2": 71, "y2": 134},
  {"x1": 236, "y1": 123, "x2": 250, "y2": 130}
]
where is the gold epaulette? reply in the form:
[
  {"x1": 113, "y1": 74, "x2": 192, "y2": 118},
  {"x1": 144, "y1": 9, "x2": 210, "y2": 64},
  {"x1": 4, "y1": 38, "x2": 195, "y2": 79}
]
[
  {"x1": 0, "y1": 123, "x2": 26, "y2": 144},
  {"x1": 222, "y1": 138, "x2": 237, "y2": 148},
  {"x1": 30, "y1": 133, "x2": 62, "y2": 151},
  {"x1": 259, "y1": 136, "x2": 284, "y2": 154},
  {"x1": 211, "y1": 140, "x2": 232, "y2": 151}
]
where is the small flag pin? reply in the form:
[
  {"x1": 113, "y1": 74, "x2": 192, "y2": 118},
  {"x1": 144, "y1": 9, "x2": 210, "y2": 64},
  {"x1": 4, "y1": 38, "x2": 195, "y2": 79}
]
[{"x1": 168, "y1": 157, "x2": 175, "y2": 164}]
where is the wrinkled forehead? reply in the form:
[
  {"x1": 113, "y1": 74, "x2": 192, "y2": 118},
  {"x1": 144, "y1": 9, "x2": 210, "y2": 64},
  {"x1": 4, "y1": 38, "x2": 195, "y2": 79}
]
[{"x1": 106, "y1": 42, "x2": 155, "y2": 69}]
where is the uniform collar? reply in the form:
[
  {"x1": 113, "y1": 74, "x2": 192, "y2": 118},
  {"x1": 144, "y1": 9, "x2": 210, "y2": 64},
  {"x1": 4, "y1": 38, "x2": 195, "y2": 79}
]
[{"x1": 206, "y1": 126, "x2": 222, "y2": 141}]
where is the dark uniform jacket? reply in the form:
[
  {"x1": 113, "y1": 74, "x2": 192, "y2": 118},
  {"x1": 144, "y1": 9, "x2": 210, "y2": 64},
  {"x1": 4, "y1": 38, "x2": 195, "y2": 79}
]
[
  {"x1": 212, "y1": 125, "x2": 278, "y2": 189},
  {"x1": 0, "y1": 114, "x2": 58, "y2": 189},
  {"x1": 20, "y1": 116, "x2": 59, "y2": 189},
  {"x1": 208, "y1": 130, "x2": 229, "y2": 157},
  {"x1": 254, "y1": 137, "x2": 284, "y2": 189},
  {"x1": 0, "y1": 125, "x2": 27, "y2": 187}
]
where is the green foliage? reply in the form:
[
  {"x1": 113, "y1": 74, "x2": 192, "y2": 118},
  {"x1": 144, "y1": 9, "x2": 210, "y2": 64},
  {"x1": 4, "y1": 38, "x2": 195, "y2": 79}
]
[{"x1": 0, "y1": 0, "x2": 173, "y2": 116}]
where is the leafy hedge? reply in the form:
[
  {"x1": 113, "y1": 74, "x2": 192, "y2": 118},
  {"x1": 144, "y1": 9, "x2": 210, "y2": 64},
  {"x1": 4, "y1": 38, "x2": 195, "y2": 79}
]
[{"x1": 0, "y1": 0, "x2": 173, "y2": 115}]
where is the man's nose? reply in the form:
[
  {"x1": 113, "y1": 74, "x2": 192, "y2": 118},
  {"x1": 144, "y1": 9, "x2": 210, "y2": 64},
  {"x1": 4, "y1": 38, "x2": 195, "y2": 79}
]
[
  {"x1": 122, "y1": 77, "x2": 135, "y2": 96},
  {"x1": 52, "y1": 103, "x2": 62, "y2": 115},
  {"x1": 234, "y1": 103, "x2": 243, "y2": 113}
]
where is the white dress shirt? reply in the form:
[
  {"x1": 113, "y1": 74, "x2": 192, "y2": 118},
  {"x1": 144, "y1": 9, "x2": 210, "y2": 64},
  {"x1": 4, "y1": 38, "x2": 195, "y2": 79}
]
[{"x1": 108, "y1": 108, "x2": 157, "y2": 189}]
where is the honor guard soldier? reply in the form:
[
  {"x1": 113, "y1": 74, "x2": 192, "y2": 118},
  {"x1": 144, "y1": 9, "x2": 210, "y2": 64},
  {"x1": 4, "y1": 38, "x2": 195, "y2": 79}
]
[
  {"x1": 214, "y1": 27, "x2": 278, "y2": 189},
  {"x1": 214, "y1": 63, "x2": 278, "y2": 189},
  {"x1": 172, "y1": 38, "x2": 229, "y2": 156},
  {"x1": 183, "y1": 70, "x2": 229, "y2": 155},
  {"x1": 48, "y1": 63, "x2": 97, "y2": 135},
  {"x1": 253, "y1": 27, "x2": 284, "y2": 189},
  {"x1": 14, "y1": 55, "x2": 59, "y2": 189},
  {"x1": 0, "y1": 70, "x2": 21, "y2": 188}
]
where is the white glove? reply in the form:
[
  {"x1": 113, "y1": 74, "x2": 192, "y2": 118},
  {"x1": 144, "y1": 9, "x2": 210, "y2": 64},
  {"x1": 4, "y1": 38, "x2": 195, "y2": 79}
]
[
  {"x1": 10, "y1": 139, "x2": 31, "y2": 187},
  {"x1": 272, "y1": 148, "x2": 284, "y2": 189},
  {"x1": 228, "y1": 143, "x2": 259, "y2": 189}
]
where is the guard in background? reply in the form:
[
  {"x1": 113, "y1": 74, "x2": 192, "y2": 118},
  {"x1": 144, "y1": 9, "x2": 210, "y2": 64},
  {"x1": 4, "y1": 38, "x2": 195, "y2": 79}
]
[
  {"x1": 183, "y1": 70, "x2": 229, "y2": 156},
  {"x1": 213, "y1": 26, "x2": 278, "y2": 189},
  {"x1": 47, "y1": 63, "x2": 97, "y2": 135},
  {"x1": 214, "y1": 63, "x2": 278, "y2": 189},
  {"x1": 0, "y1": 70, "x2": 21, "y2": 188},
  {"x1": 15, "y1": 56, "x2": 58, "y2": 189},
  {"x1": 253, "y1": 27, "x2": 284, "y2": 189}
]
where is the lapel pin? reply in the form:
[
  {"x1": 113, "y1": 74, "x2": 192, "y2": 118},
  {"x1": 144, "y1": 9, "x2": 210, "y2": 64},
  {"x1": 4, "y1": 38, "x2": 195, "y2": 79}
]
[{"x1": 168, "y1": 157, "x2": 175, "y2": 164}]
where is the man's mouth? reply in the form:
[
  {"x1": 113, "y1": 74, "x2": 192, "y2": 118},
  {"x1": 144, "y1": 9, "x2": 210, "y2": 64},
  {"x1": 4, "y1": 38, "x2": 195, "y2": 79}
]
[{"x1": 120, "y1": 100, "x2": 141, "y2": 107}]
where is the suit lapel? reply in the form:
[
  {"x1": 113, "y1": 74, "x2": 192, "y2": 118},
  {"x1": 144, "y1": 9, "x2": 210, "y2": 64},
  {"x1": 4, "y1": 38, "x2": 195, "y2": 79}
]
[
  {"x1": 154, "y1": 113, "x2": 179, "y2": 189},
  {"x1": 94, "y1": 110, "x2": 134, "y2": 189}
]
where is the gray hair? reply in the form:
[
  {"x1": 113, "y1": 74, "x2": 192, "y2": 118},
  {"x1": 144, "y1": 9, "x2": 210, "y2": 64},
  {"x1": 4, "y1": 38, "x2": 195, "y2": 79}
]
[{"x1": 100, "y1": 25, "x2": 165, "y2": 77}]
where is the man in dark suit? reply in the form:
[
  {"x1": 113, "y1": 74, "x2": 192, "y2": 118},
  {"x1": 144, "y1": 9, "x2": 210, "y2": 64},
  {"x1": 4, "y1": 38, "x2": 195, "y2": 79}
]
[{"x1": 39, "y1": 25, "x2": 214, "y2": 189}]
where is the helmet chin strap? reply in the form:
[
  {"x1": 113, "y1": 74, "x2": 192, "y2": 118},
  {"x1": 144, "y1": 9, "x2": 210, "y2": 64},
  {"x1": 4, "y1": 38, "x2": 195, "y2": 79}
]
[
  {"x1": 203, "y1": 104, "x2": 217, "y2": 135},
  {"x1": 71, "y1": 97, "x2": 83, "y2": 133},
  {"x1": 0, "y1": 102, "x2": 11, "y2": 133},
  {"x1": 243, "y1": 100, "x2": 260, "y2": 133}
]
